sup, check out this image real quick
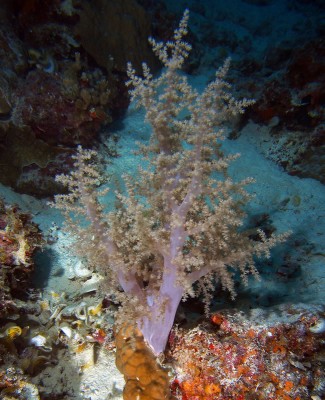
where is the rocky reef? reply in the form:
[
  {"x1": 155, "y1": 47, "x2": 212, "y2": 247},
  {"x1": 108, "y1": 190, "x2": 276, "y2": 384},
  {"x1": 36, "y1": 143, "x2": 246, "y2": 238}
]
[{"x1": 0, "y1": 0, "x2": 161, "y2": 197}]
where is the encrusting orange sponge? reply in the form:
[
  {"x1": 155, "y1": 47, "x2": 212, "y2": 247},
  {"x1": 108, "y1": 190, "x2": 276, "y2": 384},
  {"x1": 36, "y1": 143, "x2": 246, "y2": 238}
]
[{"x1": 115, "y1": 324, "x2": 173, "y2": 400}]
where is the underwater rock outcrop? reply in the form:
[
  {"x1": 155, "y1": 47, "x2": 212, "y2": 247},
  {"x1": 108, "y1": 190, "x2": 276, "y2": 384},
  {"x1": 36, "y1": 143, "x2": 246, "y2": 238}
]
[
  {"x1": 0, "y1": 0, "x2": 155, "y2": 196},
  {"x1": 74, "y1": 0, "x2": 160, "y2": 74}
]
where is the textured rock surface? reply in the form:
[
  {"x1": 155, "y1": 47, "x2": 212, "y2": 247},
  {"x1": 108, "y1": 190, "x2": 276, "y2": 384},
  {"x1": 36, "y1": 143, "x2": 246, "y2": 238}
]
[{"x1": 75, "y1": 0, "x2": 160, "y2": 73}]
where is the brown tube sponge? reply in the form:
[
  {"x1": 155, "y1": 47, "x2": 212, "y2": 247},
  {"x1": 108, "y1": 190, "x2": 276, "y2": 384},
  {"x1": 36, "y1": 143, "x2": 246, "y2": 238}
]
[{"x1": 115, "y1": 323, "x2": 173, "y2": 400}]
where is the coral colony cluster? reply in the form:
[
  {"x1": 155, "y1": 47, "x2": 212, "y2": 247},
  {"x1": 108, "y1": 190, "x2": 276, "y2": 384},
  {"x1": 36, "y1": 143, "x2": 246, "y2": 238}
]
[{"x1": 54, "y1": 10, "x2": 288, "y2": 357}]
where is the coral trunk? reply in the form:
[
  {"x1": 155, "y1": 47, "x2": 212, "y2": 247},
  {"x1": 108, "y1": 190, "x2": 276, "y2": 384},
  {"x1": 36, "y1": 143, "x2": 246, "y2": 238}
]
[{"x1": 140, "y1": 285, "x2": 183, "y2": 355}]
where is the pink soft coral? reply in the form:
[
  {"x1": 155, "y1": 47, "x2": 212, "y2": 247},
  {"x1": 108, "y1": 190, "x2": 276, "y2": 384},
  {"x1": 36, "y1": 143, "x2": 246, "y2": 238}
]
[{"x1": 54, "y1": 10, "x2": 288, "y2": 355}]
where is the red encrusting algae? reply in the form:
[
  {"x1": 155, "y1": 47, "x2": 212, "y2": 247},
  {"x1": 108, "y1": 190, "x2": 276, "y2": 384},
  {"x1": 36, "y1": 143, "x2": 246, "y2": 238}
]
[{"x1": 168, "y1": 308, "x2": 324, "y2": 399}]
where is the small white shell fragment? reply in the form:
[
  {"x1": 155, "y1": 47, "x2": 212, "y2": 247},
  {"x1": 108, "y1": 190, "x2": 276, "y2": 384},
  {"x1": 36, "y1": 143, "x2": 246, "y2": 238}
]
[
  {"x1": 69, "y1": 260, "x2": 92, "y2": 279},
  {"x1": 79, "y1": 273, "x2": 104, "y2": 295},
  {"x1": 288, "y1": 359, "x2": 306, "y2": 371},
  {"x1": 72, "y1": 332, "x2": 83, "y2": 342},
  {"x1": 75, "y1": 302, "x2": 88, "y2": 321},
  {"x1": 309, "y1": 318, "x2": 325, "y2": 334},
  {"x1": 85, "y1": 335, "x2": 97, "y2": 342},
  {"x1": 60, "y1": 325, "x2": 72, "y2": 338},
  {"x1": 30, "y1": 334, "x2": 47, "y2": 347},
  {"x1": 49, "y1": 304, "x2": 67, "y2": 321}
]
